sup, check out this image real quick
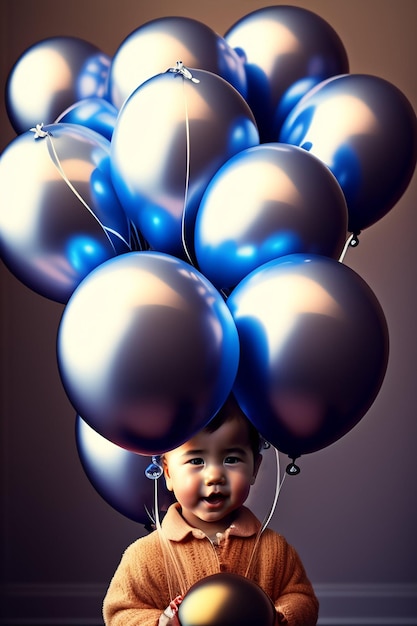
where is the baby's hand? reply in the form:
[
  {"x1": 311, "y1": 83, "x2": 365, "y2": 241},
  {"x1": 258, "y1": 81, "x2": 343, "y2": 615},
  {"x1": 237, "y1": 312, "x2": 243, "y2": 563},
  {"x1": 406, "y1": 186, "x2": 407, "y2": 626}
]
[{"x1": 158, "y1": 595, "x2": 183, "y2": 625}]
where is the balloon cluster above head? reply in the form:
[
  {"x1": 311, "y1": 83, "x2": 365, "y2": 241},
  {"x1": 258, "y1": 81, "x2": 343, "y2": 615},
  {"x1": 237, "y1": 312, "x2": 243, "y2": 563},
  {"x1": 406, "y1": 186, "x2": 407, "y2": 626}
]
[{"x1": 1, "y1": 6, "x2": 416, "y2": 519}]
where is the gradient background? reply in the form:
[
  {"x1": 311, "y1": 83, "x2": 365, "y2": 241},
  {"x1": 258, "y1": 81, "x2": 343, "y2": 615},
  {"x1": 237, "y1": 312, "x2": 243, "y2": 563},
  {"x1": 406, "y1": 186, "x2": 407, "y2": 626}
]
[{"x1": 1, "y1": 1, "x2": 416, "y2": 624}]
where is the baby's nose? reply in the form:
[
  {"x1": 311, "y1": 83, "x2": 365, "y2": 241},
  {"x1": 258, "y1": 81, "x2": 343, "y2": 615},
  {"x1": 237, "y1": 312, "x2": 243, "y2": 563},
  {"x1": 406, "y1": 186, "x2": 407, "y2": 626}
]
[{"x1": 204, "y1": 466, "x2": 226, "y2": 485}]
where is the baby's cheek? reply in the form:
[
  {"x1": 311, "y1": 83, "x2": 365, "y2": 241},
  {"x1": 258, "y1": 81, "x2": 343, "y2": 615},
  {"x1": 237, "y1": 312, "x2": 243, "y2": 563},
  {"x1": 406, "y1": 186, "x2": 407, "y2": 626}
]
[
  {"x1": 177, "y1": 477, "x2": 200, "y2": 505},
  {"x1": 234, "y1": 479, "x2": 252, "y2": 504}
]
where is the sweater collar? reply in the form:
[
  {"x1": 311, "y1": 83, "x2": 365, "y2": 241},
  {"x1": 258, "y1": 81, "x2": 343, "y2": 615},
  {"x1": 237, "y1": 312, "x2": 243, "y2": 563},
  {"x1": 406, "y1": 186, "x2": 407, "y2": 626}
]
[{"x1": 161, "y1": 502, "x2": 261, "y2": 542}]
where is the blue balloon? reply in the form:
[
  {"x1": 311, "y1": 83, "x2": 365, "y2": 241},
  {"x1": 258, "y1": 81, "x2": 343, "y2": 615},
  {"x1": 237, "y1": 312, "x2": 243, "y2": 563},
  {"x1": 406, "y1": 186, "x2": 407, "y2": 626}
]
[
  {"x1": 274, "y1": 77, "x2": 322, "y2": 133},
  {"x1": 279, "y1": 73, "x2": 417, "y2": 232},
  {"x1": 227, "y1": 254, "x2": 389, "y2": 458},
  {"x1": 108, "y1": 16, "x2": 247, "y2": 109},
  {"x1": 55, "y1": 97, "x2": 118, "y2": 141},
  {"x1": 58, "y1": 251, "x2": 240, "y2": 455},
  {"x1": 224, "y1": 5, "x2": 349, "y2": 142},
  {"x1": 110, "y1": 68, "x2": 259, "y2": 261},
  {"x1": 194, "y1": 143, "x2": 347, "y2": 291},
  {"x1": 76, "y1": 415, "x2": 175, "y2": 525},
  {"x1": 0, "y1": 123, "x2": 131, "y2": 302},
  {"x1": 6, "y1": 36, "x2": 111, "y2": 134}
]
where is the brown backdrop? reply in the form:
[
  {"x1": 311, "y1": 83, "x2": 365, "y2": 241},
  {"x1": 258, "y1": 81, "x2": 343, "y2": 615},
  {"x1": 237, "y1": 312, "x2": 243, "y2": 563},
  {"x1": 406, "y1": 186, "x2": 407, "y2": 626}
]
[{"x1": 1, "y1": 1, "x2": 416, "y2": 624}]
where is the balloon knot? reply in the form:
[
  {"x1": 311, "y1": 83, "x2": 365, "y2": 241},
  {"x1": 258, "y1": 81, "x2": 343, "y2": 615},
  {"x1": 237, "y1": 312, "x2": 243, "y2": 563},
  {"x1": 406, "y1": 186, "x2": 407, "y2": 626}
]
[
  {"x1": 286, "y1": 458, "x2": 301, "y2": 475},
  {"x1": 350, "y1": 231, "x2": 361, "y2": 247},
  {"x1": 145, "y1": 455, "x2": 164, "y2": 479},
  {"x1": 30, "y1": 122, "x2": 49, "y2": 139},
  {"x1": 167, "y1": 61, "x2": 200, "y2": 83}
]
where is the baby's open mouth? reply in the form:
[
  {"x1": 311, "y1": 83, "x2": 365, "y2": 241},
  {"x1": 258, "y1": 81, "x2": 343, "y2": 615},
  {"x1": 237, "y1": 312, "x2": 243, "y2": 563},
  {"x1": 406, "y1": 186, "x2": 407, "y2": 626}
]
[{"x1": 204, "y1": 493, "x2": 226, "y2": 504}]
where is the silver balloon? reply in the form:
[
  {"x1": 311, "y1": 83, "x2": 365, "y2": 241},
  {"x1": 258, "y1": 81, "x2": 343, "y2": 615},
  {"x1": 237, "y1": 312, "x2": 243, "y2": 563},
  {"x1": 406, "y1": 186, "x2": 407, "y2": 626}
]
[
  {"x1": 110, "y1": 68, "x2": 259, "y2": 260},
  {"x1": 6, "y1": 36, "x2": 111, "y2": 133},
  {"x1": 76, "y1": 415, "x2": 175, "y2": 525},
  {"x1": 224, "y1": 5, "x2": 349, "y2": 142},
  {"x1": 227, "y1": 254, "x2": 389, "y2": 458},
  {"x1": 0, "y1": 123, "x2": 131, "y2": 303},
  {"x1": 57, "y1": 251, "x2": 240, "y2": 455},
  {"x1": 280, "y1": 73, "x2": 417, "y2": 232},
  {"x1": 194, "y1": 143, "x2": 348, "y2": 290},
  {"x1": 108, "y1": 16, "x2": 247, "y2": 109}
]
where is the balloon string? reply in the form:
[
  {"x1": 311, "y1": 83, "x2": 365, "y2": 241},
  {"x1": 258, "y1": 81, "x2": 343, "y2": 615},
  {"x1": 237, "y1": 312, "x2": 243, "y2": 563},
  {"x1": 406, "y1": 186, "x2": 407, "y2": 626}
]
[
  {"x1": 153, "y1": 477, "x2": 187, "y2": 599},
  {"x1": 338, "y1": 233, "x2": 354, "y2": 263},
  {"x1": 180, "y1": 78, "x2": 195, "y2": 266},
  {"x1": 245, "y1": 446, "x2": 286, "y2": 578},
  {"x1": 31, "y1": 124, "x2": 132, "y2": 253},
  {"x1": 339, "y1": 231, "x2": 360, "y2": 263}
]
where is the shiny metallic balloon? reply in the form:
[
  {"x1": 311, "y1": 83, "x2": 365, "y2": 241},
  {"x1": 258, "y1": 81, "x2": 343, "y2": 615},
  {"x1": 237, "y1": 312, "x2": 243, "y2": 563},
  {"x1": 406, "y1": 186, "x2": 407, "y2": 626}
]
[
  {"x1": 178, "y1": 573, "x2": 276, "y2": 626},
  {"x1": 55, "y1": 97, "x2": 118, "y2": 141},
  {"x1": 76, "y1": 415, "x2": 175, "y2": 525},
  {"x1": 6, "y1": 37, "x2": 111, "y2": 134},
  {"x1": 108, "y1": 16, "x2": 247, "y2": 109},
  {"x1": 279, "y1": 73, "x2": 417, "y2": 232},
  {"x1": 224, "y1": 5, "x2": 349, "y2": 142},
  {"x1": 110, "y1": 68, "x2": 259, "y2": 260},
  {"x1": 227, "y1": 254, "x2": 389, "y2": 458},
  {"x1": 0, "y1": 123, "x2": 131, "y2": 303},
  {"x1": 194, "y1": 143, "x2": 348, "y2": 291},
  {"x1": 57, "y1": 251, "x2": 240, "y2": 455}
]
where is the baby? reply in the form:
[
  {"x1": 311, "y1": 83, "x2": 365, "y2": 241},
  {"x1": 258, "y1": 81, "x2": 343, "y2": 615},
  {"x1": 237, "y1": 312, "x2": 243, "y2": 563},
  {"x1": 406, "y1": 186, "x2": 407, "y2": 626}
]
[{"x1": 103, "y1": 395, "x2": 319, "y2": 625}]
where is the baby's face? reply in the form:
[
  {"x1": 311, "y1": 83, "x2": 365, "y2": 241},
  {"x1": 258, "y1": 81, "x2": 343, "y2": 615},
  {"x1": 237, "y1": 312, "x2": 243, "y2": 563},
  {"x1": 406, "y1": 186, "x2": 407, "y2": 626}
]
[{"x1": 163, "y1": 416, "x2": 261, "y2": 534}]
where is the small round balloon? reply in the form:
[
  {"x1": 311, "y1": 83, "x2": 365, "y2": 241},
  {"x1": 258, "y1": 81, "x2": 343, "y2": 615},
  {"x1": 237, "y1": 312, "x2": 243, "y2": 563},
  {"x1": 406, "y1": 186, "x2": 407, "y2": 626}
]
[
  {"x1": 0, "y1": 123, "x2": 131, "y2": 303},
  {"x1": 227, "y1": 254, "x2": 389, "y2": 458},
  {"x1": 57, "y1": 251, "x2": 240, "y2": 455},
  {"x1": 110, "y1": 68, "x2": 259, "y2": 260},
  {"x1": 6, "y1": 36, "x2": 111, "y2": 133},
  {"x1": 75, "y1": 415, "x2": 175, "y2": 525},
  {"x1": 224, "y1": 5, "x2": 349, "y2": 142},
  {"x1": 194, "y1": 143, "x2": 348, "y2": 291},
  {"x1": 108, "y1": 16, "x2": 247, "y2": 109},
  {"x1": 279, "y1": 73, "x2": 417, "y2": 233},
  {"x1": 178, "y1": 573, "x2": 276, "y2": 626},
  {"x1": 55, "y1": 97, "x2": 118, "y2": 141}
]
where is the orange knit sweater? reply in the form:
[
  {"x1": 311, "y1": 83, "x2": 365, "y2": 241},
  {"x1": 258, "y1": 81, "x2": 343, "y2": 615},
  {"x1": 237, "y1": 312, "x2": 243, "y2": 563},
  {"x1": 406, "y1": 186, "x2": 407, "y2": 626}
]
[{"x1": 103, "y1": 504, "x2": 318, "y2": 626}]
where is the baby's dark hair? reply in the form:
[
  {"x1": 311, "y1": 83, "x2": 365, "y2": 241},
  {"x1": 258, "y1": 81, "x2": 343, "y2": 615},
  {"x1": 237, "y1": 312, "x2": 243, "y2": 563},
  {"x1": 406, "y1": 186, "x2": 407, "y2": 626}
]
[{"x1": 203, "y1": 394, "x2": 262, "y2": 460}]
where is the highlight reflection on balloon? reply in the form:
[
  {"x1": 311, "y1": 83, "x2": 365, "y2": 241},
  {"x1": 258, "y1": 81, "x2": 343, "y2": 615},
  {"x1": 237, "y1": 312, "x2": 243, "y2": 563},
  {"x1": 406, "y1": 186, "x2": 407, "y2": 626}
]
[
  {"x1": 110, "y1": 69, "x2": 259, "y2": 260},
  {"x1": 178, "y1": 573, "x2": 276, "y2": 626},
  {"x1": 227, "y1": 254, "x2": 389, "y2": 458},
  {"x1": 75, "y1": 415, "x2": 175, "y2": 525},
  {"x1": 108, "y1": 16, "x2": 247, "y2": 109},
  {"x1": 280, "y1": 73, "x2": 417, "y2": 232},
  {"x1": 6, "y1": 36, "x2": 111, "y2": 133},
  {"x1": 56, "y1": 97, "x2": 118, "y2": 141},
  {"x1": 225, "y1": 5, "x2": 349, "y2": 142},
  {"x1": 194, "y1": 143, "x2": 348, "y2": 291},
  {"x1": 57, "y1": 251, "x2": 240, "y2": 455},
  {"x1": 0, "y1": 123, "x2": 131, "y2": 303}
]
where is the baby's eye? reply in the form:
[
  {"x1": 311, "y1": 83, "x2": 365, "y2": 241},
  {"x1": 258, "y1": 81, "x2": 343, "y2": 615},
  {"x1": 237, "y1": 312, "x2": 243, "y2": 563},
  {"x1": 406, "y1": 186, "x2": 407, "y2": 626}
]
[
  {"x1": 189, "y1": 457, "x2": 204, "y2": 465},
  {"x1": 224, "y1": 456, "x2": 241, "y2": 464}
]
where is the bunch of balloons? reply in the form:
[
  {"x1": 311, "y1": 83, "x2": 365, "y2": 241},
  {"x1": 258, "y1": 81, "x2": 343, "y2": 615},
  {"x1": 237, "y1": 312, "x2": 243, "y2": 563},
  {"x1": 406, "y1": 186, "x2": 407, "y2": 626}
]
[{"x1": 1, "y1": 6, "x2": 416, "y2": 524}]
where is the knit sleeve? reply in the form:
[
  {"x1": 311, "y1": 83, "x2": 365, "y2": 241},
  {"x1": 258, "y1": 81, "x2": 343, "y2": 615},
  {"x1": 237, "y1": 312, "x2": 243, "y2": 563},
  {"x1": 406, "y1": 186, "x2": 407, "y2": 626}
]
[
  {"x1": 272, "y1": 538, "x2": 319, "y2": 626},
  {"x1": 102, "y1": 536, "x2": 174, "y2": 626}
]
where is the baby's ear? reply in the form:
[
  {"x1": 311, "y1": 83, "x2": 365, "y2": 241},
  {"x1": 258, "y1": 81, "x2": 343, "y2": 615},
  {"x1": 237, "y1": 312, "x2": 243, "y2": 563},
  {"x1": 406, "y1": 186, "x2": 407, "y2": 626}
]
[
  {"x1": 162, "y1": 456, "x2": 174, "y2": 492},
  {"x1": 251, "y1": 453, "x2": 263, "y2": 485}
]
